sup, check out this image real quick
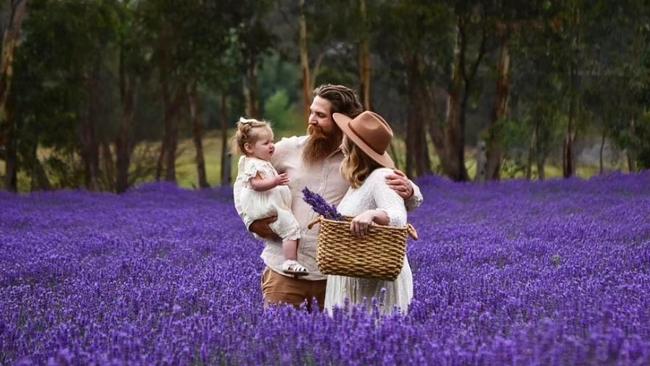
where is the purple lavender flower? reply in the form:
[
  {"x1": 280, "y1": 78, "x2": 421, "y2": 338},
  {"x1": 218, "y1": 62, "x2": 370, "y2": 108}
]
[
  {"x1": 301, "y1": 187, "x2": 344, "y2": 221},
  {"x1": 1, "y1": 172, "x2": 650, "y2": 364}
]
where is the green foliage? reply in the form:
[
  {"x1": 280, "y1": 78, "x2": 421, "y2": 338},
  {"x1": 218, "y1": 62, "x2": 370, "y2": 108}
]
[
  {"x1": 263, "y1": 89, "x2": 301, "y2": 133},
  {"x1": 3, "y1": 0, "x2": 650, "y2": 191}
]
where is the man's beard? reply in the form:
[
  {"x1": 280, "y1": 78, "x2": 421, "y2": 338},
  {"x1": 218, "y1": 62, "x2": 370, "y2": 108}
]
[{"x1": 303, "y1": 125, "x2": 343, "y2": 165}]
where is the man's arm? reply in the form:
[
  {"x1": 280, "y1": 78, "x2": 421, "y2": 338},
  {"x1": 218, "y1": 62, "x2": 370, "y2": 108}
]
[
  {"x1": 249, "y1": 216, "x2": 281, "y2": 241},
  {"x1": 385, "y1": 170, "x2": 423, "y2": 211}
]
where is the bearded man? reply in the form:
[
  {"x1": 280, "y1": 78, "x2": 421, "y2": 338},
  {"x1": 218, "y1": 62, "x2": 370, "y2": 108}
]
[{"x1": 233, "y1": 84, "x2": 423, "y2": 311}]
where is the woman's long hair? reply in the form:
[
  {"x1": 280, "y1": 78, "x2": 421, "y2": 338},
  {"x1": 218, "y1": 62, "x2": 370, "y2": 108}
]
[{"x1": 340, "y1": 137, "x2": 380, "y2": 188}]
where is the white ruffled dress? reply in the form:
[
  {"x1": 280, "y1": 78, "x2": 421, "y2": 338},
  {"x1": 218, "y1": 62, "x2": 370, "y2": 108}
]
[
  {"x1": 235, "y1": 156, "x2": 300, "y2": 241},
  {"x1": 324, "y1": 168, "x2": 413, "y2": 315}
]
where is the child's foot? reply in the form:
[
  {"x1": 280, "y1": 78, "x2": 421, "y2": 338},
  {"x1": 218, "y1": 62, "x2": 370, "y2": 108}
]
[{"x1": 282, "y1": 260, "x2": 309, "y2": 277}]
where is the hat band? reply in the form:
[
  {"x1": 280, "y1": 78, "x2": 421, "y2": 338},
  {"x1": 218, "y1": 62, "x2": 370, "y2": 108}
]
[{"x1": 348, "y1": 123, "x2": 384, "y2": 156}]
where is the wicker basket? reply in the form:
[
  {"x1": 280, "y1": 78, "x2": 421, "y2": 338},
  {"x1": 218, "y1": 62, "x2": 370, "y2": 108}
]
[{"x1": 308, "y1": 216, "x2": 418, "y2": 281}]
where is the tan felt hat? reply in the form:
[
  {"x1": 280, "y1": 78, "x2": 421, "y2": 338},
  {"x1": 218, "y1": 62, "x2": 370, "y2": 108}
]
[{"x1": 332, "y1": 111, "x2": 395, "y2": 169}]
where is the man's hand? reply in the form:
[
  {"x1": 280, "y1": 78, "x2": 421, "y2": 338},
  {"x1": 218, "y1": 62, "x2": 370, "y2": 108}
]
[
  {"x1": 386, "y1": 169, "x2": 414, "y2": 199},
  {"x1": 249, "y1": 216, "x2": 281, "y2": 241}
]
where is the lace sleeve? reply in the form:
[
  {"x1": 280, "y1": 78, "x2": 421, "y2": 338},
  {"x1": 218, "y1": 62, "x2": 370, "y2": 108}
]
[
  {"x1": 241, "y1": 158, "x2": 264, "y2": 182},
  {"x1": 371, "y1": 169, "x2": 407, "y2": 227},
  {"x1": 405, "y1": 180, "x2": 424, "y2": 211}
]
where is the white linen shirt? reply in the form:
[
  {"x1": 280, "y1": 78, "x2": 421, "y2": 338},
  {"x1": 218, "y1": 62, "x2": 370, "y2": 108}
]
[{"x1": 233, "y1": 135, "x2": 423, "y2": 281}]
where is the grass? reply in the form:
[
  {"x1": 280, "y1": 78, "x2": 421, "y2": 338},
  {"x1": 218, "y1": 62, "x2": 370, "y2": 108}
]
[{"x1": 0, "y1": 129, "x2": 630, "y2": 192}]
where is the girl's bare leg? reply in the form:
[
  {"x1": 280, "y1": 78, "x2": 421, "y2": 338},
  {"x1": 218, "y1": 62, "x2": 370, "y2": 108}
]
[{"x1": 282, "y1": 239, "x2": 298, "y2": 260}]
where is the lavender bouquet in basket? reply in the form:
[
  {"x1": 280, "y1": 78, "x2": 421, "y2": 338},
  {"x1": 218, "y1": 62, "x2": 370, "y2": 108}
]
[{"x1": 302, "y1": 187, "x2": 344, "y2": 221}]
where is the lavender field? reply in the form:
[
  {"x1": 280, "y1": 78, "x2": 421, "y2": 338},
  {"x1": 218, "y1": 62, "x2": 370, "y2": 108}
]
[{"x1": 1, "y1": 172, "x2": 650, "y2": 365}]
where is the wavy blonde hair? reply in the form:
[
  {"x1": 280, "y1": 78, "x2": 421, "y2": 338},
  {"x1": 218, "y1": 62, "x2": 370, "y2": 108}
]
[
  {"x1": 230, "y1": 117, "x2": 273, "y2": 156},
  {"x1": 340, "y1": 137, "x2": 380, "y2": 188}
]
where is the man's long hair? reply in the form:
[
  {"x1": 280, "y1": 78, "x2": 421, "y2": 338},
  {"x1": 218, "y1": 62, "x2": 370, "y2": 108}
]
[{"x1": 303, "y1": 84, "x2": 363, "y2": 164}]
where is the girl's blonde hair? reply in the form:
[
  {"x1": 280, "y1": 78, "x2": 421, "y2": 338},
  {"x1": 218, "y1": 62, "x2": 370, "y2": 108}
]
[
  {"x1": 340, "y1": 137, "x2": 380, "y2": 188},
  {"x1": 230, "y1": 117, "x2": 273, "y2": 155}
]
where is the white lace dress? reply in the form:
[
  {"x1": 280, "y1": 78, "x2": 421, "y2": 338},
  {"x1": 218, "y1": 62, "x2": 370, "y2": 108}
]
[
  {"x1": 235, "y1": 156, "x2": 300, "y2": 241},
  {"x1": 324, "y1": 168, "x2": 413, "y2": 315}
]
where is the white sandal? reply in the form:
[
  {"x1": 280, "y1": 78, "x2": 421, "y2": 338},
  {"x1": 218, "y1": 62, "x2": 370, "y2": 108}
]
[{"x1": 282, "y1": 259, "x2": 309, "y2": 276}]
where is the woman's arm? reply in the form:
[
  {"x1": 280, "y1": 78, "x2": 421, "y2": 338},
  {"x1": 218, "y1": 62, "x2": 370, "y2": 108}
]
[
  {"x1": 350, "y1": 169, "x2": 408, "y2": 237},
  {"x1": 350, "y1": 209, "x2": 388, "y2": 238}
]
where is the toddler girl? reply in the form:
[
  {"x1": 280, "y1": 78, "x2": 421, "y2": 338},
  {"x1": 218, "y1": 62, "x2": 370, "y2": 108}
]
[{"x1": 232, "y1": 118, "x2": 308, "y2": 276}]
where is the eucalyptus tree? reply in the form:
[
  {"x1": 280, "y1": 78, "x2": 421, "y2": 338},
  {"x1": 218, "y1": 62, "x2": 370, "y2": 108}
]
[
  {"x1": 376, "y1": 0, "x2": 498, "y2": 181},
  {"x1": 272, "y1": 0, "x2": 363, "y2": 121},
  {"x1": 139, "y1": 0, "x2": 244, "y2": 185},
  {"x1": 589, "y1": 0, "x2": 650, "y2": 171},
  {"x1": 374, "y1": 1, "x2": 451, "y2": 178},
  {"x1": 235, "y1": 0, "x2": 275, "y2": 120},
  {"x1": 0, "y1": 0, "x2": 28, "y2": 191},
  {"x1": 9, "y1": 0, "x2": 121, "y2": 191},
  {"x1": 508, "y1": 1, "x2": 568, "y2": 180},
  {"x1": 114, "y1": 0, "x2": 151, "y2": 193},
  {"x1": 177, "y1": 0, "x2": 243, "y2": 188},
  {"x1": 482, "y1": 0, "x2": 546, "y2": 180}
]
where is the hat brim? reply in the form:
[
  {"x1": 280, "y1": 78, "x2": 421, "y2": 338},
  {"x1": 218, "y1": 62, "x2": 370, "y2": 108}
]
[{"x1": 332, "y1": 112, "x2": 395, "y2": 169}]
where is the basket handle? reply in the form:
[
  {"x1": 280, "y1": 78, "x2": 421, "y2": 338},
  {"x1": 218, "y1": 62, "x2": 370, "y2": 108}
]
[
  {"x1": 307, "y1": 216, "x2": 321, "y2": 230},
  {"x1": 407, "y1": 224, "x2": 418, "y2": 240}
]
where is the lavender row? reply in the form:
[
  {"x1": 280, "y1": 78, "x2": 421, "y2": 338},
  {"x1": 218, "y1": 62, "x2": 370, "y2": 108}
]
[{"x1": 1, "y1": 173, "x2": 649, "y2": 365}]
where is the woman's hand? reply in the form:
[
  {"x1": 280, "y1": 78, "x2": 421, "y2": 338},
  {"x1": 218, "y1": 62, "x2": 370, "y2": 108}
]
[
  {"x1": 386, "y1": 170, "x2": 413, "y2": 199},
  {"x1": 350, "y1": 210, "x2": 377, "y2": 238}
]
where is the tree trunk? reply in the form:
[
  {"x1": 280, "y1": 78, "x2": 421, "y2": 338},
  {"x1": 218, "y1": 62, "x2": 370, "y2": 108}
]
[
  {"x1": 533, "y1": 117, "x2": 546, "y2": 180},
  {"x1": 626, "y1": 151, "x2": 636, "y2": 172},
  {"x1": 405, "y1": 54, "x2": 431, "y2": 178},
  {"x1": 563, "y1": 89, "x2": 576, "y2": 178},
  {"x1": 164, "y1": 95, "x2": 182, "y2": 183},
  {"x1": 537, "y1": 157, "x2": 546, "y2": 181},
  {"x1": 189, "y1": 83, "x2": 209, "y2": 188},
  {"x1": 599, "y1": 129, "x2": 606, "y2": 175},
  {"x1": 101, "y1": 141, "x2": 115, "y2": 190},
  {"x1": 426, "y1": 88, "x2": 453, "y2": 176},
  {"x1": 443, "y1": 16, "x2": 471, "y2": 182},
  {"x1": 1, "y1": 0, "x2": 28, "y2": 192},
  {"x1": 299, "y1": 0, "x2": 312, "y2": 121},
  {"x1": 358, "y1": 0, "x2": 371, "y2": 110},
  {"x1": 485, "y1": 29, "x2": 510, "y2": 181},
  {"x1": 29, "y1": 155, "x2": 51, "y2": 191},
  {"x1": 526, "y1": 127, "x2": 535, "y2": 180},
  {"x1": 3, "y1": 90, "x2": 17, "y2": 191},
  {"x1": 0, "y1": 0, "x2": 27, "y2": 117},
  {"x1": 626, "y1": 118, "x2": 637, "y2": 172},
  {"x1": 155, "y1": 136, "x2": 166, "y2": 181},
  {"x1": 156, "y1": 53, "x2": 184, "y2": 183},
  {"x1": 244, "y1": 55, "x2": 260, "y2": 119},
  {"x1": 80, "y1": 64, "x2": 101, "y2": 191},
  {"x1": 115, "y1": 69, "x2": 136, "y2": 193},
  {"x1": 389, "y1": 142, "x2": 401, "y2": 171},
  {"x1": 80, "y1": 117, "x2": 100, "y2": 190},
  {"x1": 155, "y1": 24, "x2": 181, "y2": 183},
  {"x1": 563, "y1": 6, "x2": 580, "y2": 179},
  {"x1": 157, "y1": 89, "x2": 184, "y2": 183},
  {"x1": 220, "y1": 93, "x2": 231, "y2": 185}
]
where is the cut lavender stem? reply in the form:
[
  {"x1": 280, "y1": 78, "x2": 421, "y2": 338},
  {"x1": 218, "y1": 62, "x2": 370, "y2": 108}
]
[{"x1": 302, "y1": 187, "x2": 344, "y2": 221}]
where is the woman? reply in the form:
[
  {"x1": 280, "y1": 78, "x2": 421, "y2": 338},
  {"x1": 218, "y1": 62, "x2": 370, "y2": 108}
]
[{"x1": 324, "y1": 111, "x2": 413, "y2": 315}]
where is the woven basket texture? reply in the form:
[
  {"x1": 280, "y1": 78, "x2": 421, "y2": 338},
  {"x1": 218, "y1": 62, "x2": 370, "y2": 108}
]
[{"x1": 316, "y1": 217, "x2": 408, "y2": 281}]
